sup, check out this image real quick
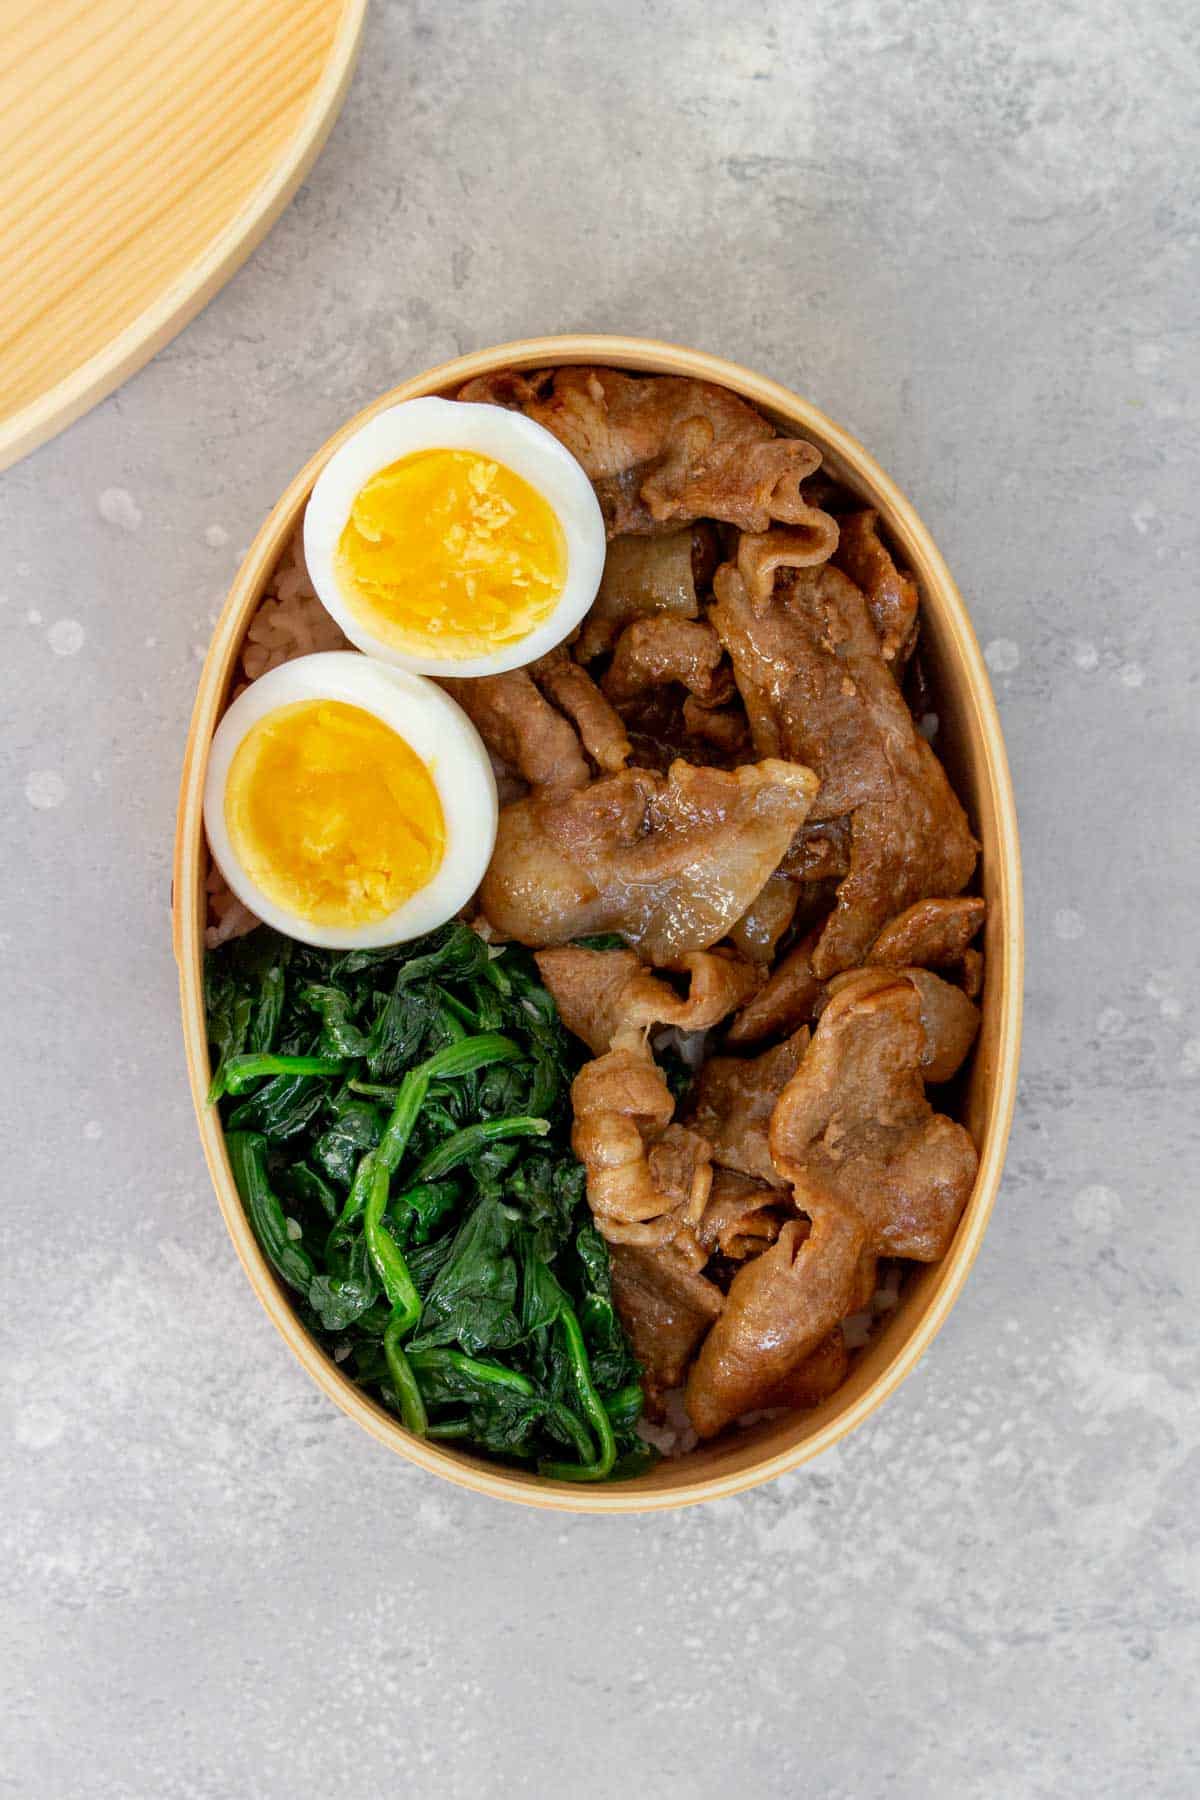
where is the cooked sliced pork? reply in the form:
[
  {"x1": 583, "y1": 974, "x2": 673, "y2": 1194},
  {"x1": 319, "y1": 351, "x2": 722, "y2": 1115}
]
[
  {"x1": 576, "y1": 529, "x2": 701, "y2": 661},
  {"x1": 865, "y1": 895, "x2": 986, "y2": 969},
  {"x1": 685, "y1": 1207, "x2": 864, "y2": 1437},
  {"x1": 536, "y1": 945, "x2": 761, "y2": 1057},
  {"x1": 680, "y1": 693, "x2": 750, "y2": 756},
  {"x1": 902, "y1": 968, "x2": 981, "y2": 1083},
  {"x1": 831, "y1": 509, "x2": 919, "y2": 664},
  {"x1": 761, "y1": 1328, "x2": 848, "y2": 1408},
  {"x1": 821, "y1": 965, "x2": 980, "y2": 1084},
  {"x1": 529, "y1": 647, "x2": 631, "y2": 773},
  {"x1": 726, "y1": 871, "x2": 800, "y2": 964},
  {"x1": 686, "y1": 1028, "x2": 811, "y2": 1185},
  {"x1": 695, "y1": 1169, "x2": 792, "y2": 1261},
  {"x1": 480, "y1": 757, "x2": 819, "y2": 963},
  {"x1": 603, "y1": 615, "x2": 730, "y2": 704},
  {"x1": 440, "y1": 670, "x2": 588, "y2": 793},
  {"x1": 459, "y1": 365, "x2": 841, "y2": 541},
  {"x1": 570, "y1": 1041, "x2": 712, "y2": 1252},
  {"x1": 711, "y1": 535, "x2": 977, "y2": 975},
  {"x1": 770, "y1": 976, "x2": 978, "y2": 1261},
  {"x1": 608, "y1": 1241, "x2": 724, "y2": 1407},
  {"x1": 725, "y1": 928, "x2": 823, "y2": 1046},
  {"x1": 780, "y1": 817, "x2": 852, "y2": 882}
]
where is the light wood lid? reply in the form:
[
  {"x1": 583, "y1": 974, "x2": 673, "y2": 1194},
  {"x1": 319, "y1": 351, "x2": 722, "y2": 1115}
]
[{"x1": 0, "y1": 0, "x2": 366, "y2": 471}]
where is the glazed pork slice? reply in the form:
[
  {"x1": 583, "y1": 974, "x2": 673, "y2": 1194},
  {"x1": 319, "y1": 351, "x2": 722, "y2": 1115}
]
[
  {"x1": 608, "y1": 1241, "x2": 724, "y2": 1409},
  {"x1": 831, "y1": 509, "x2": 919, "y2": 665},
  {"x1": 820, "y1": 965, "x2": 980, "y2": 1084},
  {"x1": 900, "y1": 968, "x2": 980, "y2": 1083},
  {"x1": 711, "y1": 534, "x2": 977, "y2": 976},
  {"x1": 685, "y1": 1206, "x2": 864, "y2": 1438},
  {"x1": 680, "y1": 692, "x2": 750, "y2": 757},
  {"x1": 603, "y1": 616, "x2": 730, "y2": 704},
  {"x1": 770, "y1": 975, "x2": 978, "y2": 1262},
  {"x1": 539, "y1": 946, "x2": 761, "y2": 1255},
  {"x1": 685, "y1": 1028, "x2": 812, "y2": 1185},
  {"x1": 459, "y1": 365, "x2": 842, "y2": 543},
  {"x1": 725, "y1": 927, "x2": 823, "y2": 1046},
  {"x1": 780, "y1": 817, "x2": 851, "y2": 882},
  {"x1": 570, "y1": 1041, "x2": 712, "y2": 1252},
  {"x1": 865, "y1": 895, "x2": 986, "y2": 970},
  {"x1": 694, "y1": 1169, "x2": 792, "y2": 1262},
  {"x1": 442, "y1": 654, "x2": 631, "y2": 792},
  {"x1": 535, "y1": 945, "x2": 762, "y2": 1057},
  {"x1": 439, "y1": 670, "x2": 589, "y2": 792},
  {"x1": 728, "y1": 922, "x2": 982, "y2": 1066},
  {"x1": 528, "y1": 647, "x2": 631, "y2": 773},
  {"x1": 726, "y1": 870, "x2": 799, "y2": 964},
  {"x1": 479, "y1": 757, "x2": 819, "y2": 963},
  {"x1": 761, "y1": 1328, "x2": 848, "y2": 1409}
]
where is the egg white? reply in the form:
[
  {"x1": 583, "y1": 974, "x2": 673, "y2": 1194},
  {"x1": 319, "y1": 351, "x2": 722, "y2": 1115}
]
[
  {"x1": 302, "y1": 397, "x2": 606, "y2": 677},
  {"x1": 203, "y1": 652, "x2": 498, "y2": 950}
]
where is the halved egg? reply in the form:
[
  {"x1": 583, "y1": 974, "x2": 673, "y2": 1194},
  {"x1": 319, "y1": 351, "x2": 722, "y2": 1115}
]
[
  {"x1": 203, "y1": 652, "x2": 498, "y2": 949},
  {"x1": 302, "y1": 397, "x2": 606, "y2": 676}
]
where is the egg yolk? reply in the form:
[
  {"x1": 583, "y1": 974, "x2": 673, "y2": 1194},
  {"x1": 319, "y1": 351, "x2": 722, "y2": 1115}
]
[
  {"x1": 224, "y1": 699, "x2": 445, "y2": 927},
  {"x1": 335, "y1": 449, "x2": 568, "y2": 657}
]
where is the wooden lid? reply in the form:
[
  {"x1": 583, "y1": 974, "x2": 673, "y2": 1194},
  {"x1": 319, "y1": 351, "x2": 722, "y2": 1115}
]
[{"x1": 0, "y1": 0, "x2": 366, "y2": 472}]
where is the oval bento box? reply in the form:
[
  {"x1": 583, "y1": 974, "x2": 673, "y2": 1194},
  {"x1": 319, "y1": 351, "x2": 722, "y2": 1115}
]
[{"x1": 174, "y1": 335, "x2": 1023, "y2": 1512}]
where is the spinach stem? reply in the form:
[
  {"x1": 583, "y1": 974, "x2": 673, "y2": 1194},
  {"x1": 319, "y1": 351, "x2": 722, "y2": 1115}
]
[
  {"x1": 226, "y1": 1132, "x2": 316, "y2": 1298},
  {"x1": 360, "y1": 1156, "x2": 426, "y2": 1435},
  {"x1": 377, "y1": 1032, "x2": 522, "y2": 1174},
  {"x1": 408, "y1": 1349, "x2": 535, "y2": 1396},
  {"x1": 603, "y1": 1382, "x2": 645, "y2": 1422},
  {"x1": 363, "y1": 1159, "x2": 421, "y2": 1330},
  {"x1": 221, "y1": 1053, "x2": 347, "y2": 1096},
  {"x1": 384, "y1": 1313, "x2": 427, "y2": 1437},
  {"x1": 426, "y1": 1418, "x2": 473, "y2": 1440},
  {"x1": 436, "y1": 986, "x2": 477, "y2": 1028},
  {"x1": 546, "y1": 1401, "x2": 597, "y2": 1464},
  {"x1": 334, "y1": 1143, "x2": 380, "y2": 1230},
  {"x1": 538, "y1": 1305, "x2": 618, "y2": 1482},
  {"x1": 410, "y1": 1115, "x2": 550, "y2": 1184}
]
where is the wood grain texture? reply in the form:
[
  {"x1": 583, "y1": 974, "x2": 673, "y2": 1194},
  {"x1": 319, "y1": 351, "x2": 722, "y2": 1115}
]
[
  {"x1": 173, "y1": 336, "x2": 1024, "y2": 1513},
  {"x1": 0, "y1": 0, "x2": 365, "y2": 471}
]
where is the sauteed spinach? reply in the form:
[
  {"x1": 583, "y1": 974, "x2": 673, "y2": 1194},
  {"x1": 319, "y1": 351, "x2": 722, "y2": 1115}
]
[{"x1": 205, "y1": 922, "x2": 648, "y2": 1479}]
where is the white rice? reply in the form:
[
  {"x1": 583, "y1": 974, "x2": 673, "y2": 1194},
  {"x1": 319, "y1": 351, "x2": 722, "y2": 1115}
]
[
  {"x1": 239, "y1": 531, "x2": 350, "y2": 681},
  {"x1": 638, "y1": 1386, "x2": 699, "y2": 1457},
  {"x1": 204, "y1": 859, "x2": 259, "y2": 950}
]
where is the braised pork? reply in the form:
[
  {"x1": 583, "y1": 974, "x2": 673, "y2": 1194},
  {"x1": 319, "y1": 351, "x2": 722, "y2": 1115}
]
[
  {"x1": 711, "y1": 535, "x2": 977, "y2": 975},
  {"x1": 460, "y1": 365, "x2": 842, "y2": 542},
  {"x1": 769, "y1": 977, "x2": 978, "y2": 1261},
  {"x1": 480, "y1": 757, "x2": 819, "y2": 962}
]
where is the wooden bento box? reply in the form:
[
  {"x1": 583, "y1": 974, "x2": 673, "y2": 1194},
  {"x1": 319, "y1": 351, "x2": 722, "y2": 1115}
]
[{"x1": 173, "y1": 335, "x2": 1023, "y2": 1512}]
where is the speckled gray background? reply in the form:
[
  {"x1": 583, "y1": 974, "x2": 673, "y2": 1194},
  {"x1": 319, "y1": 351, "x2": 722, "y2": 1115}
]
[{"x1": 2, "y1": 1, "x2": 1197, "y2": 1794}]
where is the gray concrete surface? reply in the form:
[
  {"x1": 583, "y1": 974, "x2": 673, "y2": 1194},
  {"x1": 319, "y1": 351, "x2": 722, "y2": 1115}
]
[{"x1": 2, "y1": 1, "x2": 1197, "y2": 1794}]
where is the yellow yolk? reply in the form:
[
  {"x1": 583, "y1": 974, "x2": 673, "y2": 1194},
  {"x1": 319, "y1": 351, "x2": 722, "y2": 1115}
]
[
  {"x1": 224, "y1": 700, "x2": 445, "y2": 927},
  {"x1": 335, "y1": 449, "x2": 568, "y2": 657}
]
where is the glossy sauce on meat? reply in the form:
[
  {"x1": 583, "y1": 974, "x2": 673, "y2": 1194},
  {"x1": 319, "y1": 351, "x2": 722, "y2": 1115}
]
[{"x1": 463, "y1": 366, "x2": 985, "y2": 1445}]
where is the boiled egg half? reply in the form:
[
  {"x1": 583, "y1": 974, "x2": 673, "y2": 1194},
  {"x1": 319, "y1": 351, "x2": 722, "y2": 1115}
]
[
  {"x1": 203, "y1": 652, "x2": 498, "y2": 949},
  {"x1": 302, "y1": 397, "x2": 606, "y2": 676}
]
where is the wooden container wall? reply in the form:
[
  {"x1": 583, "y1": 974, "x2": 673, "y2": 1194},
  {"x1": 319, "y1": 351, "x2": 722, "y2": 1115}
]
[{"x1": 173, "y1": 336, "x2": 1023, "y2": 1512}]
